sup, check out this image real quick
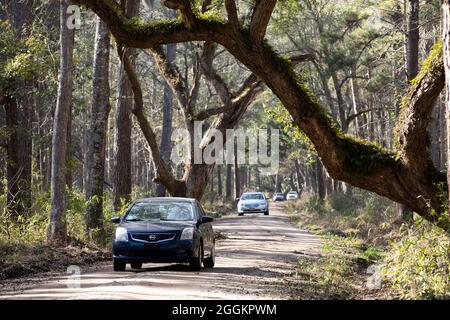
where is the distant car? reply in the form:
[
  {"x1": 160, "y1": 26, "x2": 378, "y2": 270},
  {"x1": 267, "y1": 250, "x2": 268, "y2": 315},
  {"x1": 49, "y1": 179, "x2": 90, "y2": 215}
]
[
  {"x1": 286, "y1": 191, "x2": 299, "y2": 200},
  {"x1": 110, "y1": 197, "x2": 215, "y2": 272},
  {"x1": 237, "y1": 192, "x2": 269, "y2": 216},
  {"x1": 273, "y1": 192, "x2": 285, "y2": 201}
]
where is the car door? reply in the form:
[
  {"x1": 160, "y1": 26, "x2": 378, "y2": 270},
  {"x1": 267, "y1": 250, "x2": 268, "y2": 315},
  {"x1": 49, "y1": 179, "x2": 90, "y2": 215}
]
[{"x1": 196, "y1": 202, "x2": 213, "y2": 254}]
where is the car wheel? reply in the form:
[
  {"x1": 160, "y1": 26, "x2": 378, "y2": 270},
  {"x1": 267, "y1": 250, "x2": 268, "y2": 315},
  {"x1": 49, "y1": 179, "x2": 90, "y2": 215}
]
[
  {"x1": 113, "y1": 259, "x2": 126, "y2": 272},
  {"x1": 189, "y1": 243, "x2": 203, "y2": 271},
  {"x1": 238, "y1": 213, "x2": 244, "y2": 216},
  {"x1": 264, "y1": 211, "x2": 269, "y2": 216},
  {"x1": 130, "y1": 262, "x2": 142, "y2": 270},
  {"x1": 203, "y1": 243, "x2": 215, "y2": 268}
]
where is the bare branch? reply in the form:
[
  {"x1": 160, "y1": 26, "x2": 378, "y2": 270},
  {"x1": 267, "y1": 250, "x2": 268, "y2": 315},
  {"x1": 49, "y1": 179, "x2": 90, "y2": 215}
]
[
  {"x1": 249, "y1": 0, "x2": 277, "y2": 43},
  {"x1": 187, "y1": 50, "x2": 202, "y2": 113},
  {"x1": 200, "y1": 42, "x2": 232, "y2": 105}
]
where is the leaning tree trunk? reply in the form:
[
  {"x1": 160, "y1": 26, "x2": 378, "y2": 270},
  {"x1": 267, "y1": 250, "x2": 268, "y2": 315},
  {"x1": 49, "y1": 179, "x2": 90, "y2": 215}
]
[
  {"x1": 113, "y1": 0, "x2": 140, "y2": 211},
  {"x1": 85, "y1": 18, "x2": 111, "y2": 239},
  {"x1": 47, "y1": 0, "x2": 75, "y2": 242}
]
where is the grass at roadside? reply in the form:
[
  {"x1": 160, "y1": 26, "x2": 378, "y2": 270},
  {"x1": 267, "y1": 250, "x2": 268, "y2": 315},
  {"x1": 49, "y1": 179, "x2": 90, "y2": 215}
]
[{"x1": 287, "y1": 191, "x2": 449, "y2": 299}]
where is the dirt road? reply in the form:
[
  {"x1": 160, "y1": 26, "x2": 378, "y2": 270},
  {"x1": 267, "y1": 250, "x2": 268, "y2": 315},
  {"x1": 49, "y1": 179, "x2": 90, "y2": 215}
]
[{"x1": 0, "y1": 202, "x2": 322, "y2": 300}]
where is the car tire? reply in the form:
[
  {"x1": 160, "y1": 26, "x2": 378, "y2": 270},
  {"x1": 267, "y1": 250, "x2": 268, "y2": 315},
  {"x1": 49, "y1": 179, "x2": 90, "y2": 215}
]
[
  {"x1": 190, "y1": 243, "x2": 203, "y2": 271},
  {"x1": 203, "y1": 243, "x2": 215, "y2": 268},
  {"x1": 113, "y1": 259, "x2": 126, "y2": 272},
  {"x1": 130, "y1": 262, "x2": 142, "y2": 270},
  {"x1": 238, "y1": 213, "x2": 244, "y2": 216},
  {"x1": 264, "y1": 211, "x2": 269, "y2": 216}
]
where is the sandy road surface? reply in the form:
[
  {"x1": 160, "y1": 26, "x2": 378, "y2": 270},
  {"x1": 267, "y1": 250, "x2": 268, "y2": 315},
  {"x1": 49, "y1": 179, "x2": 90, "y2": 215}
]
[{"x1": 0, "y1": 202, "x2": 322, "y2": 300}]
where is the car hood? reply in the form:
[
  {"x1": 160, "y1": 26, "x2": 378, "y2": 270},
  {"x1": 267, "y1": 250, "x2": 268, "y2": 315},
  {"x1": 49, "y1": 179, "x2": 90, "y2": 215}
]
[
  {"x1": 120, "y1": 220, "x2": 194, "y2": 233},
  {"x1": 240, "y1": 199, "x2": 266, "y2": 206}
]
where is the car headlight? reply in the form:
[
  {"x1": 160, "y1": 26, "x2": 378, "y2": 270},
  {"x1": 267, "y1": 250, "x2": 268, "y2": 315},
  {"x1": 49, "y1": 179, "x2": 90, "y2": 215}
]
[
  {"x1": 180, "y1": 227, "x2": 194, "y2": 240},
  {"x1": 115, "y1": 227, "x2": 128, "y2": 242},
  {"x1": 259, "y1": 203, "x2": 267, "y2": 208}
]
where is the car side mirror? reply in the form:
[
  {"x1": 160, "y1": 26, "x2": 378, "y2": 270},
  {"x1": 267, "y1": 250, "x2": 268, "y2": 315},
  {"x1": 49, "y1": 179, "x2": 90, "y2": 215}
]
[
  {"x1": 235, "y1": 198, "x2": 240, "y2": 202},
  {"x1": 110, "y1": 217, "x2": 121, "y2": 224},
  {"x1": 200, "y1": 216, "x2": 214, "y2": 224}
]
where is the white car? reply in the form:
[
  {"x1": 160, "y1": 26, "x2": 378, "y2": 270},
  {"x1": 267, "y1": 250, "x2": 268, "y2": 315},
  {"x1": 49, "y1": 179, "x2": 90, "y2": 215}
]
[
  {"x1": 286, "y1": 191, "x2": 299, "y2": 200},
  {"x1": 237, "y1": 192, "x2": 269, "y2": 216}
]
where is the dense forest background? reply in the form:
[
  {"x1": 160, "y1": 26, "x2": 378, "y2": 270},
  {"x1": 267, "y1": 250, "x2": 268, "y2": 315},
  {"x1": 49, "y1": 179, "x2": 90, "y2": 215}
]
[{"x1": 0, "y1": 0, "x2": 448, "y2": 299}]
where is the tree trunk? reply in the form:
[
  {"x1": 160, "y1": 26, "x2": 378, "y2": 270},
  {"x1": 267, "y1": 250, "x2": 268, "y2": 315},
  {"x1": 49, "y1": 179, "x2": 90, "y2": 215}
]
[
  {"x1": 401, "y1": 0, "x2": 420, "y2": 219},
  {"x1": 3, "y1": 94, "x2": 22, "y2": 217},
  {"x1": 217, "y1": 165, "x2": 223, "y2": 196},
  {"x1": 294, "y1": 159, "x2": 304, "y2": 194},
  {"x1": 113, "y1": 0, "x2": 140, "y2": 211},
  {"x1": 350, "y1": 66, "x2": 365, "y2": 139},
  {"x1": 4, "y1": 0, "x2": 34, "y2": 216},
  {"x1": 155, "y1": 43, "x2": 176, "y2": 197},
  {"x1": 66, "y1": 103, "x2": 73, "y2": 188},
  {"x1": 443, "y1": 0, "x2": 450, "y2": 215},
  {"x1": 234, "y1": 151, "x2": 241, "y2": 199},
  {"x1": 275, "y1": 174, "x2": 282, "y2": 193},
  {"x1": 225, "y1": 163, "x2": 232, "y2": 200},
  {"x1": 47, "y1": 0, "x2": 75, "y2": 243},
  {"x1": 407, "y1": 0, "x2": 420, "y2": 81},
  {"x1": 315, "y1": 158, "x2": 326, "y2": 201},
  {"x1": 85, "y1": 17, "x2": 111, "y2": 239}
]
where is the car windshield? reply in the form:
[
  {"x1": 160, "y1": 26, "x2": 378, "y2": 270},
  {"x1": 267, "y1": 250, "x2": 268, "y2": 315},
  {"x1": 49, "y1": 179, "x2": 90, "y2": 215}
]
[
  {"x1": 125, "y1": 202, "x2": 194, "y2": 222},
  {"x1": 241, "y1": 193, "x2": 264, "y2": 200},
  {"x1": 288, "y1": 192, "x2": 297, "y2": 195}
]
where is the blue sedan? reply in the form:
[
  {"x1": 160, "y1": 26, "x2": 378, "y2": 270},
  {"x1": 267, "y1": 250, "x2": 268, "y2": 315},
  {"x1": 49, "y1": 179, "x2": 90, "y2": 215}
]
[{"x1": 110, "y1": 198, "x2": 215, "y2": 272}]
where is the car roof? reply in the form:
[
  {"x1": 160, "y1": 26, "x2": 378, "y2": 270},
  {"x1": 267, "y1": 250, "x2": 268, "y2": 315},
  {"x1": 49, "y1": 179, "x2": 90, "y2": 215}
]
[
  {"x1": 242, "y1": 192, "x2": 264, "y2": 195},
  {"x1": 134, "y1": 197, "x2": 197, "y2": 203}
]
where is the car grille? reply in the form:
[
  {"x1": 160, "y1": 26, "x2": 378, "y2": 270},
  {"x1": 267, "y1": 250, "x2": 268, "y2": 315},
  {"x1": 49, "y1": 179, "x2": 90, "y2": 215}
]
[
  {"x1": 130, "y1": 233, "x2": 176, "y2": 243},
  {"x1": 128, "y1": 250, "x2": 176, "y2": 258}
]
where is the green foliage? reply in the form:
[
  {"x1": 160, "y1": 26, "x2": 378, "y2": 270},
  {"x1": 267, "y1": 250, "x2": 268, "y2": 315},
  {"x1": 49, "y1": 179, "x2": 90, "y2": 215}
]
[
  {"x1": 383, "y1": 223, "x2": 450, "y2": 299},
  {"x1": 0, "y1": 20, "x2": 51, "y2": 87}
]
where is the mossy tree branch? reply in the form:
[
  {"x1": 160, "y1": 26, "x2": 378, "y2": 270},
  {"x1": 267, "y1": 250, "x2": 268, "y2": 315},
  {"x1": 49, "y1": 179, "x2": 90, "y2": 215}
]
[
  {"x1": 395, "y1": 43, "x2": 444, "y2": 171},
  {"x1": 75, "y1": 0, "x2": 449, "y2": 231}
]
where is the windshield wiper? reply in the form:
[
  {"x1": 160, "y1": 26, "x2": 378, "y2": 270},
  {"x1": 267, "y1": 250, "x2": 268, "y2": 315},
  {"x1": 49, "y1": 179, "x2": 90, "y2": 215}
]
[{"x1": 125, "y1": 218, "x2": 144, "y2": 222}]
